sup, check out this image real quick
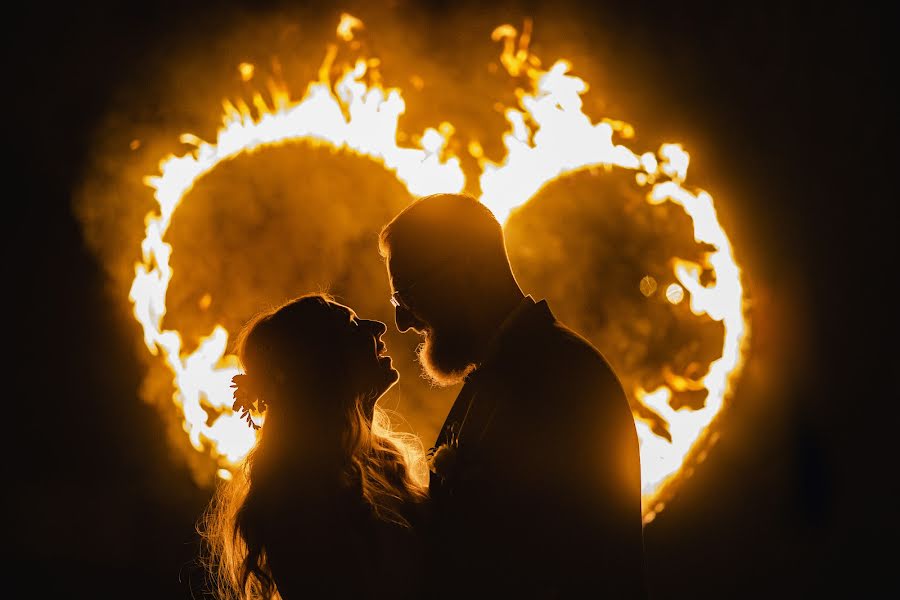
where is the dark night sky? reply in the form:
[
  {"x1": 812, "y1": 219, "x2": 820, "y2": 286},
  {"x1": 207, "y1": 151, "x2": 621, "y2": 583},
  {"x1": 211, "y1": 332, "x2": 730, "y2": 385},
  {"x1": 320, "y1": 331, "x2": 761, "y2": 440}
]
[{"x1": 8, "y1": 1, "x2": 892, "y2": 598}]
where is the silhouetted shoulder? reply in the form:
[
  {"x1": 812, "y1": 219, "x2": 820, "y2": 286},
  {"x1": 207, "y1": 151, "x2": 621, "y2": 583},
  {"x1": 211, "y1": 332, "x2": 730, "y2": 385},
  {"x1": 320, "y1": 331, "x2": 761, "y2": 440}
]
[
  {"x1": 551, "y1": 317, "x2": 621, "y2": 375},
  {"x1": 492, "y1": 300, "x2": 627, "y2": 412}
]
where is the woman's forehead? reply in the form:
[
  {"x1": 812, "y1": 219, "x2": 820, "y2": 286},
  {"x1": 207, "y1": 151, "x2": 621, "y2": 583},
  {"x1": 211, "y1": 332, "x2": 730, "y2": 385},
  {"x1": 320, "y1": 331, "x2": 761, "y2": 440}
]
[{"x1": 329, "y1": 302, "x2": 356, "y2": 320}]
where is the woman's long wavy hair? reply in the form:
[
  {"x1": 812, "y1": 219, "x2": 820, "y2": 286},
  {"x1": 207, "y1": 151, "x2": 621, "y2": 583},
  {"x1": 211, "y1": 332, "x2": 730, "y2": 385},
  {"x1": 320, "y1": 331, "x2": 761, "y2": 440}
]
[{"x1": 198, "y1": 294, "x2": 428, "y2": 599}]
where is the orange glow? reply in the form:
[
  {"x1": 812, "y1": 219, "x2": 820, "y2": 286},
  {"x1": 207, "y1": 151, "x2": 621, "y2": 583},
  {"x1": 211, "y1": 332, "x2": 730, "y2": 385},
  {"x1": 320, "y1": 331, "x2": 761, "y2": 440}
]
[
  {"x1": 640, "y1": 276, "x2": 658, "y2": 297},
  {"x1": 336, "y1": 12, "x2": 364, "y2": 42},
  {"x1": 665, "y1": 283, "x2": 685, "y2": 305},
  {"x1": 237, "y1": 62, "x2": 255, "y2": 82},
  {"x1": 129, "y1": 15, "x2": 749, "y2": 523}
]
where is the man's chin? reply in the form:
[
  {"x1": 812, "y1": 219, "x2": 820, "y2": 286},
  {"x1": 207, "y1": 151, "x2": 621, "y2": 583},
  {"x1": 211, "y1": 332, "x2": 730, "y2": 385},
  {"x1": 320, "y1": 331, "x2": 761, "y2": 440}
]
[{"x1": 417, "y1": 339, "x2": 474, "y2": 387}]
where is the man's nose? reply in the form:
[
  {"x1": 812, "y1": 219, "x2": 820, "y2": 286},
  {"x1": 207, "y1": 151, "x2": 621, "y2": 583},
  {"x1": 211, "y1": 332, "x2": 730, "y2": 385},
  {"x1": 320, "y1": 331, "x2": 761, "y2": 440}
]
[{"x1": 394, "y1": 305, "x2": 417, "y2": 333}]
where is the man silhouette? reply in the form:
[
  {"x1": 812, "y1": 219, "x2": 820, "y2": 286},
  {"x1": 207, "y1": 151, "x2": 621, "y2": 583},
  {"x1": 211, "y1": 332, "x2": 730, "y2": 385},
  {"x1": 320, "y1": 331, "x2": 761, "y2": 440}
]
[{"x1": 379, "y1": 193, "x2": 646, "y2": 597}]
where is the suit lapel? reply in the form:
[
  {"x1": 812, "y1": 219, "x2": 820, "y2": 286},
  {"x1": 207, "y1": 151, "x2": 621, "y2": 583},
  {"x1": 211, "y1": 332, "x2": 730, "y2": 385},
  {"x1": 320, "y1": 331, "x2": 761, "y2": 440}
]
[
  {"x1": 429, "y1": 298, "x2": 553, "y2": 493},
  {"x1": 430, "y1": 379, "x2": 477, "y2": 492}
]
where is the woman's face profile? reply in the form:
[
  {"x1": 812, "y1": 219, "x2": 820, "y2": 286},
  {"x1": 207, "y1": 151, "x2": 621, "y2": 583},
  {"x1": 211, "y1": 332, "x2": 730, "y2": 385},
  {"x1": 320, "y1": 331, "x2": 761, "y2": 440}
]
[{"x1": 330, "y1": 302, "x2": 399, "y2": 413}]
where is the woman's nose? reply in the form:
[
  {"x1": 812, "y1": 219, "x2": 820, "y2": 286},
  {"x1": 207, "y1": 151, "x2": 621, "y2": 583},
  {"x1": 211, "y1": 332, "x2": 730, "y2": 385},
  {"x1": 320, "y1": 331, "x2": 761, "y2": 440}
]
[{"x1": 360, "y1": 318, "x2": 387, "y2": 337}]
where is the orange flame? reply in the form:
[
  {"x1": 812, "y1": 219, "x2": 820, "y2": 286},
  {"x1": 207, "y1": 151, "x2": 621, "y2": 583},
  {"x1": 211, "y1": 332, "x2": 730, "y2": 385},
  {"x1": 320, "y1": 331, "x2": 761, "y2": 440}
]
[
  {"x1": 336, "y1": 12, "x2": 364, "y2": 42},
  {"x1": 129, "y1": 15, "x2": 749, "y2": 522}
]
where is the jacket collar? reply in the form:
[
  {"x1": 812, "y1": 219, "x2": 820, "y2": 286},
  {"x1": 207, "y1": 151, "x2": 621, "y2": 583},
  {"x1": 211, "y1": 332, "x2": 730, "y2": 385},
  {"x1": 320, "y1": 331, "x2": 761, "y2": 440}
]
[{"x1": 474, "y1": 295, "x2": 536, "y2": 370}]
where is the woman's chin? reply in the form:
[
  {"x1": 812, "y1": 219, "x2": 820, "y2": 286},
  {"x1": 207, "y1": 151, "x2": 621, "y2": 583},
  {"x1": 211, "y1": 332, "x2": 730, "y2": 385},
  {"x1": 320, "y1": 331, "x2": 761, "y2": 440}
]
[
  {"x1": 385, "y1": 366, "x2": 400, "y2": 387},
  {"x1": 378, "y1": 356, "x2": 400, "y2": 388}
]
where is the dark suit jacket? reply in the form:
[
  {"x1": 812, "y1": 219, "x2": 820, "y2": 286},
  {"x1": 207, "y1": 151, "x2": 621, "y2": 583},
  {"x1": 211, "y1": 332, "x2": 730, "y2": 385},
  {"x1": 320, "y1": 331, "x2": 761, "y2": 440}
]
[{"x1": 428, "y1": 297, "x2": 646, "y2": 598}]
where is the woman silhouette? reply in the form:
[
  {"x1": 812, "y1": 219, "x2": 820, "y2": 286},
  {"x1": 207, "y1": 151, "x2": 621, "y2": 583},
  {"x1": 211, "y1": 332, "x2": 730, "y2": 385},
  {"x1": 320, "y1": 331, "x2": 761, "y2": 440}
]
[{"x1": 199, "y1": 293, "x2": 429, "y2": 599}]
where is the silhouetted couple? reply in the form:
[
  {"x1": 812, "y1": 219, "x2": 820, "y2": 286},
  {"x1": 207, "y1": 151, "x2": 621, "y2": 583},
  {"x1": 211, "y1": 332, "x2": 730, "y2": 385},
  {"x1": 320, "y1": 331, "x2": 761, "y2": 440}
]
[{"x1": 200, "y1": 193, "x2": 646, "y2": 598}]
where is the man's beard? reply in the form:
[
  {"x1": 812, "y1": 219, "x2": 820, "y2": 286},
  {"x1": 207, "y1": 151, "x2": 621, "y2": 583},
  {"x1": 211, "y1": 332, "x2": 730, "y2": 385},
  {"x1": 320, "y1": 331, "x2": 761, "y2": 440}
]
[{"x1": 416, "y1": 329, "x2": 476, "y2": 387}]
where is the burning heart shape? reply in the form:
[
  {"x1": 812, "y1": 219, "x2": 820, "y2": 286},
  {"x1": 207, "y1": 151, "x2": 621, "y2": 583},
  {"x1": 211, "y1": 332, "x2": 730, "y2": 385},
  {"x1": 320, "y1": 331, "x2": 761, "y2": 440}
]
[{"x1": 129, "y1": 15, "x2": 748, "y2": 523}]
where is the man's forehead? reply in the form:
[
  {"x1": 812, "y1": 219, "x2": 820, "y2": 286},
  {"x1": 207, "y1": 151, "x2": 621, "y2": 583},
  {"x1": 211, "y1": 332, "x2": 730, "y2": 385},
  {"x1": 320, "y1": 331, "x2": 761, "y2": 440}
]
[
  {"x1": 385, "y1": 254, "x2": 414, "y2": 285},
  {"x1": 387, "y1": 248, "x2": 459, "y2": 289}
]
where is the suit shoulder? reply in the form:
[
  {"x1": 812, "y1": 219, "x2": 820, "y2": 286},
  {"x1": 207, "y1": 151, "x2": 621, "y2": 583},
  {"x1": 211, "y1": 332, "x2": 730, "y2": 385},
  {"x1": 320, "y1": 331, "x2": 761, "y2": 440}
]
[{"x1": 544, "y1": 320, "x2": 620, "y2": 380}]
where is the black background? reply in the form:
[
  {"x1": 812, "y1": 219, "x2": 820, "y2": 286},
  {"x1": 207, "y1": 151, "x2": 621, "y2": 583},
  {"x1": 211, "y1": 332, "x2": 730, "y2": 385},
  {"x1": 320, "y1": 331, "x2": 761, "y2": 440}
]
[{"x1": 8, "y1": 1, "x2": 891, "y2": 597}]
